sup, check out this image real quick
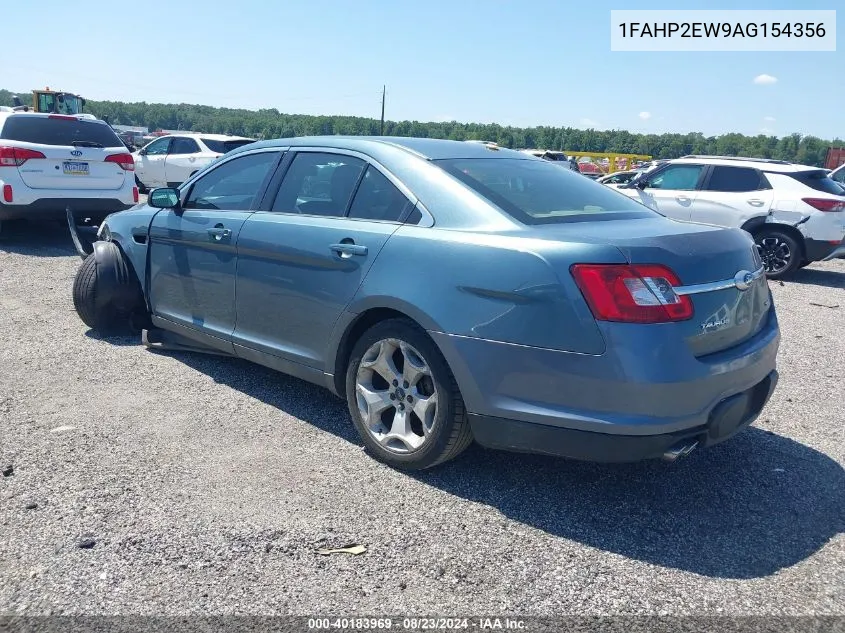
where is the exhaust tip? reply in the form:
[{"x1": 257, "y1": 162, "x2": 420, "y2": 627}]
[{"x1": 662, "y1": 440, "x2": 699, "y2": 462}]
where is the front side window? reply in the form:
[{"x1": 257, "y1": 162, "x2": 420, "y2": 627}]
[
  {"x1": 168, "y1": 137, "x2": 200, "y2": 155},
  {"x1": 271, "y1": 152, "x2": 365, "y2": 217},
  {"x1": 184, "y1": 151, "x2": 278, "y2": 211},
  {"x1": 143, "y1": 138, "x2": 170, "y2": 155},
  {"x1": 347, "y1": 166, "x2": 412, "y2": 222},
  {"x1": 435, "y1": 158, "x2": 654, "y2": 225},
  {"x1": 647, "y1": 165, "x2": 704, "y2": 191},
  {"x1": 705, "y1": 166, "x2": 765, "y2": 192}
]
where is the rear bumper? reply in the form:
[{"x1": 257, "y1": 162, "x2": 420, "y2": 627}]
[
  {"x1": 469, "y1": 371, "x2": 778, "y2": 462},
  {"x1": 430, "y1": 306, "x2": 780, "y2": 461},
  {"x1": 0, "y1": 198, "x2": 133, "y2": 221},
  {"x1": 805, "y1": 237, "x2": 845, "y2": 262}
]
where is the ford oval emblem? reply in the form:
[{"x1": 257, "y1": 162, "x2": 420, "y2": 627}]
[
  {"x1": 733, "y1": 270, "x2": 755, "y2": 291},
  {"x1": 70, "y1": 150, "x2": 83, "y2": 157}
]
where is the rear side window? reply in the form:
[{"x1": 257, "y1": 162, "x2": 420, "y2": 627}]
[
  {"x1": 436, "y1": 158, "x2": 653, "y2": 225},
  {"x1": 0, "y1": 116, "x2": 122, "y2": 148},
  {"x1": 785, "y1": 170, "x2": 845, "y2": 195},
  {"x1": 201, "y1": 138, "x2": 255, "y2": 154},
  {"x1": 169, "y1": 137, "x2": 200, "y2": 155},
  {"x1": 705, "y1": 166, "x2": 766, "y2": 192},
  {"x1": 271, "y1": 152, "x2": 365, "y2": 217},
  {"x1": 348, "y1": 166, "x2": 412, "y2": 222}
]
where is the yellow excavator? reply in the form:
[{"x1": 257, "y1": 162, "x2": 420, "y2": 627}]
[{"x1": 10, "y1": 88, "x2": 86, "y2": 115}]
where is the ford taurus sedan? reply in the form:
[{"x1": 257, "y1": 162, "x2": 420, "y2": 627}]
[{"x1": 71, "y1": 137, "x2": 780, "y2": 470}]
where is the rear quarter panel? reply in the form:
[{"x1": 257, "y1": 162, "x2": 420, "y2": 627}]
[{"x1": 345, "y1": 225, "x2": 626, "y2": 356}]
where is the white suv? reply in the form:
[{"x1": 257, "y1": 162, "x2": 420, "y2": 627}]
[
  {"x1": 616, "y1": 155, "x2": 845, "y2": 278},
  {"x1": 0, "y1": 112, "x2": 138, "y2": 234},
  {"x1": 133, "y1": 133, "x2": 255, "y2": 191}
]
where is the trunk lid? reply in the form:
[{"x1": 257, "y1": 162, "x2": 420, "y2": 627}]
[
  {"x1": 1, "y1": 115, "x2": 129, "y2": 191},
  {"x1": 521, "y1": 216, "x2": 772, "y2": 357},
  {"x1": 17, "y1": 144, "x2": 128, "y2": 191}
]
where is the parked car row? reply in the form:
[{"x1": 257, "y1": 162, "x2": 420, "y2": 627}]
[{"x1": 600, "y1": 155, "x2": 845, "y2": 278}]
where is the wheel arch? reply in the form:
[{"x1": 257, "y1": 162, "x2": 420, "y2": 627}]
[
  {"x1": 745, "y1": 220, "x2": 807, "y2": 260},
  {"x1": 329, "y1": 299, "x2": 443, "y2": 397}
]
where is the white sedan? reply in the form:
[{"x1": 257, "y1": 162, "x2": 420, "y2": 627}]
[{"x1": 133, "y1": 133, "x2": 255, "y2": 190}]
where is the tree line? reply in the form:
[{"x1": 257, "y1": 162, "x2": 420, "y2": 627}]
[{"x1": 2, "y1": 89, "x2": 841, "y2": 166}]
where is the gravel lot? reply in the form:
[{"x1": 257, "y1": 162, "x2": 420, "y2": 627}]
[{"x1": 0, "y1": 220, "x2": 843, "y2": 617}]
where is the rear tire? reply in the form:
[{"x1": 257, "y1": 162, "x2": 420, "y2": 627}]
[
  {"x1": 72, "y1": 250, "x2": 149, "y2": 335},
  {"x1": 754, "y1": 228, "x2": 802, "y2": 279},
  {"x1": 345, "y1": 318, "x2": 473, "y2": 470}
]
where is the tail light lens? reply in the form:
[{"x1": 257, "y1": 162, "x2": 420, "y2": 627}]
[
  {"x1": 802, "y1": 198, "x2": 845, "y2": 212},
  {"x1": 132, "y1": 186, "x2": 139, "y2": 203},
  {"x1": 0, "y1": 146, "x2": 46, "y2": 167},
  {"x1": 105, "y1": 153, "x2": 135, "y2": 171},
  {"x1": 48, "y1": 114, "x2": 78, "y2": 121},
  {"x1": 2, "y1": 184, "x2": 12, "y2": 202},
  {"x1": 571, "y1": 264, "x2": 693, "y2": 324}
]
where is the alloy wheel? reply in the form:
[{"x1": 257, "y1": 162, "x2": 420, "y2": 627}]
[
  {"x1": 756, "y1": 236, "x2": 792, "y2": 274},
  {"x1": 355, "y1": 338, "x2": 438, "y2": 454}
]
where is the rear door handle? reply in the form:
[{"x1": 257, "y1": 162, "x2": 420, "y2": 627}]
[
  {"x1": 207, "y1": 226, "x2": 232, "y2": 241},
  {"x1": 330, "y1": 243, "x2": 368, "y2": 257},
  {"x1": 675, "y1": 195, "x2": 691, "y2": 203},
  {"x1": 747, "y1": 199, "x2": 765, "y2": 207}
]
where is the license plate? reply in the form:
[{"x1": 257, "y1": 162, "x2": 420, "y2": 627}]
[{"x1": 63, "y1": 161, "x2": 89, "y2": 176}]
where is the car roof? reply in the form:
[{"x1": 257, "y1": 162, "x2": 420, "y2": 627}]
[
  {"x1": 671, "y1": 155, "x2": 820, "y2": 173},
  {"x1": 0, "y1": 111, "x2": 110, "y2": 125},
  {"x1": 234, "y1": 136, "x2": 531, "y2": 161},
  {"x1": 163, "y1": 132, "x2": 254, "y2": 141}
]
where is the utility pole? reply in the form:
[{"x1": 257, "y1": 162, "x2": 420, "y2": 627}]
[{"x1": 380, "y1": 85, "x2": 385, "y2": 135}]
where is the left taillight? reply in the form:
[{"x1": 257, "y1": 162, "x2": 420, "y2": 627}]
[
  {"x1": 802, "y1": 198, "x2": 845, "y2": 212},
  {"x1": 0, "y1": 146, "x2": 47, "y2": 167},
  {"x1": 571, "y1": 263, "x2": 694, "y2": 324},
  {"x1": 132, "y1": 186, "x2": 139, "y2": 203},
  {"x1": 105, "y1": 153, "x2": 135, "y2": 171}
]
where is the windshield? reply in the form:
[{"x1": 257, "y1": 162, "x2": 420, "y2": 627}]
[
  {"x1": 1, "y1": 116, "x2": 121, "y2": 148},
  {"x1": 201, "y1": 138, "x2": 255, "y2": 154},
  {"x1": 436, "y1": 158, "x2": 654, "y2": 224}
]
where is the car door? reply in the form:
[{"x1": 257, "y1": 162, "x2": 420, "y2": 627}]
[
  {"x1": 690, "y1": 165, "x2": 773, "y2": 228},
  {"x1": 135, "y1": 137, "x2": 170, "y2": 188},
  {"x1": 634, "y1": 163, "x2": 706, "y2": 220},
  {"x1": 233, "y1": 150, "x2": 415, "y2": 369},
  {"x1": 164, "y1": 136, "x2": 202, "y2": 187},
  {"x1": 147, "y1": 149, "x2": 282, "y2": 353}
]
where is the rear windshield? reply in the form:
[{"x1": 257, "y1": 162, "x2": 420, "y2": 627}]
[
  {"x1": 0, "y1": 116, "x2": 122, "y2": 148},
  {"x1": 435, "y1": 157, "x2": 652, "y2": 224},
  {"x1": 784, "y1": 170, "x2": 845, "y2": 195},
  {"x1": 201, "y1": 138, "x2": 255, "y2": 154}
]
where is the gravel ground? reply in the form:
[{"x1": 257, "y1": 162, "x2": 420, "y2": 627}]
[{"x1": 0, "y1": 220, "x2": 843, "y2": 617}]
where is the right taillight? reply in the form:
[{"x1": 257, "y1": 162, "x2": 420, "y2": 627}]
[
  {"x1": 0, "y1": 146, "x2": 47, "y2": 167},
  {"x1": 571, "y1": 263, "x2": 693, "y2": 324},
  {"x1": 803, "y1": 198, "x2": 845, "y2": 212}
]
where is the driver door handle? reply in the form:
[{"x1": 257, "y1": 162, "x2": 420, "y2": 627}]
[
  {"x1": 207, "y1": 226, "x2": 232, "y2": 241},
  {"x1": 675, "y1": 195, "x2": 691, "y2": 203},
  {"x1": 747, "y1": 199, "x2": 765, "y2": 207},
  {"x1": 330, "y1": 243, "x2": 368, "y2": 257}
]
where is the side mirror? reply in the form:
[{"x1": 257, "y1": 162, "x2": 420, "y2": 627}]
[
  {"x1": 149, "y1": 187, "x2": 181, "y2": 210},
  {"x1": 635, "y1": 179, "x2": 649, "y2": 190}
]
